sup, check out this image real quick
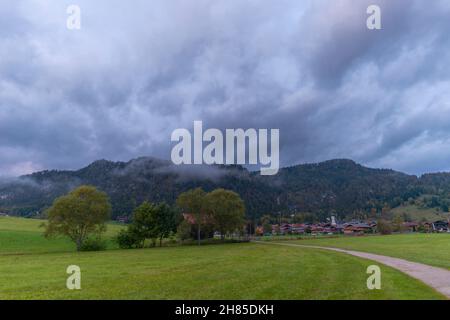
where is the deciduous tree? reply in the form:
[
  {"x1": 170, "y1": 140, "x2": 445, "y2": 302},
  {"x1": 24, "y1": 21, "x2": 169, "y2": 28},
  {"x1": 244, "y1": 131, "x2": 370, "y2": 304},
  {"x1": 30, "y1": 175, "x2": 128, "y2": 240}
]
[
  {"x1": 176, "y1": 188, "x2": 207, "y2": 245},
  {"x1": 204, "y1": 188, "x2": 245, "y2": 240},
  {"x1": 154, "y1": 202, "x2": 179, "y2": 246},
  {"x1": 44, "y1": 185, "x2": 111, "y2": 251}
]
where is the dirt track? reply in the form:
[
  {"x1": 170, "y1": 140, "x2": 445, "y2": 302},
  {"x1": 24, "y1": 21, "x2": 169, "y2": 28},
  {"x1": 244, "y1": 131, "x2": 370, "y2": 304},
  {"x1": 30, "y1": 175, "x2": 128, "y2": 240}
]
[{"x1": 255, "y1": 241, "x2": 450, "y2": 299}]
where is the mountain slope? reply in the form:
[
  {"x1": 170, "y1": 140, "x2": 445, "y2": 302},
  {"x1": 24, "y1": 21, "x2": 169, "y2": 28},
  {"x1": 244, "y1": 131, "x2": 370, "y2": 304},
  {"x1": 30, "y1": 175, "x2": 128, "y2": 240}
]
[{"x1": 0, "y1": 157, "x2": 433, "y2": 220}]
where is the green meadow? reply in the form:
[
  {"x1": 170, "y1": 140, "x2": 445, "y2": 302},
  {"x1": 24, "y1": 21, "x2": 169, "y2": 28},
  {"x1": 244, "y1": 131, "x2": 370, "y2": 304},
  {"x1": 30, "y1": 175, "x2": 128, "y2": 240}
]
[
  {"x1": 0, "y1": 217, "x2": 446, "y2": 300},
  {"x1": 0, "y1": 217, "x2": 123, "y2": 254},
  {"x1": 293, "y1": 233, "x2": 450, "y2": 270},
  {"x1": 391, "y1": 203, "x2": 449, "y2": 222}
]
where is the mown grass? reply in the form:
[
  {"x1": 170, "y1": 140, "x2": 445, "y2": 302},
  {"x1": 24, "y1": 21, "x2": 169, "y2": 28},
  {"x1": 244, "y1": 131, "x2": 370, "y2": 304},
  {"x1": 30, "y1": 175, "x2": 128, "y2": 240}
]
[
  {"x1": 292, "y1": 233, "x2": 450, "y2": 270},
  {"x1": 0, "y1": 243, "x2": 444, "y2": 300},
  {"x1": 0, "y1": 217, "x2": 446, "y2": 300}
]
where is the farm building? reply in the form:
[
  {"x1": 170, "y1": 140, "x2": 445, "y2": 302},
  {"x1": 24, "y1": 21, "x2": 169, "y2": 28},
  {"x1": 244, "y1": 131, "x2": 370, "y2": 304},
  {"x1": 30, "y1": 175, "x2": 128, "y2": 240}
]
[
  {"x1": 343, "y1": 222, "x2": 375, "y2": 235},
  {"x1": 116, "y1": 215, "x2": 129, "y2": 223},
  {"x1": 432, "y1": 220, "x2": 449, "y2": 232},
  {"x1": 402, "y1": 222, "x2": 419, "y2": 232}
]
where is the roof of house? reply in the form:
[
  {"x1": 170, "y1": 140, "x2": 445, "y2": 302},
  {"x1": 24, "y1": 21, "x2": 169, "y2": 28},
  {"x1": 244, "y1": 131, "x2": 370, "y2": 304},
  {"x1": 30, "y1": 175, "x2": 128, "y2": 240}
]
[
  {"x1": 403, "y1": 222, "x2": 419, "y2": 227},
  {"x1": 344, "y1": 223, "x2": 372, "y2": 228}
]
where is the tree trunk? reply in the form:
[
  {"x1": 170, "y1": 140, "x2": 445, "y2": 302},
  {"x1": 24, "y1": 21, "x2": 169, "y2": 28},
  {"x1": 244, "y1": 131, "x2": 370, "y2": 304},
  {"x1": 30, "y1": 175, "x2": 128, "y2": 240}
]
[
  {"x1": 76, "y1": 238, "x2": 82, "y2": 251},
  {"x1": 159, "y1": 236, "x2": 163, "y2": 247},
  {"x1": 197, "y1": 223, "x2": 201, "y2": 246}
]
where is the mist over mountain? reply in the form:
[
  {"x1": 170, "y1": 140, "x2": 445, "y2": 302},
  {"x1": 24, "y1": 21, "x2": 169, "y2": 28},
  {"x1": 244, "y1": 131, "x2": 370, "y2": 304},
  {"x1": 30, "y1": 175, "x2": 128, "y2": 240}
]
[{"x1": 2, "y1": 156, "x2": 450, "y2": 221}]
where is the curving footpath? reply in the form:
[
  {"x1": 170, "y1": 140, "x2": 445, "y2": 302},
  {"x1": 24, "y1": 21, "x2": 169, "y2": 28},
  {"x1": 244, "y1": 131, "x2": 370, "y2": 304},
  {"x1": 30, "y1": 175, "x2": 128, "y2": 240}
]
[{"x1": 254, "y1": 241, "x2": 450, "y2": 299}]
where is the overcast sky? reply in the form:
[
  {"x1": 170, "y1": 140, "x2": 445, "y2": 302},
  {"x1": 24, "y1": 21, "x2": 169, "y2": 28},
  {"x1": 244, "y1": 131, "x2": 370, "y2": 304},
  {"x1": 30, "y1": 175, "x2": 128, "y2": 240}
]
[{"x1": 1, "y1": 0, "x2": 450, "y2": 176}]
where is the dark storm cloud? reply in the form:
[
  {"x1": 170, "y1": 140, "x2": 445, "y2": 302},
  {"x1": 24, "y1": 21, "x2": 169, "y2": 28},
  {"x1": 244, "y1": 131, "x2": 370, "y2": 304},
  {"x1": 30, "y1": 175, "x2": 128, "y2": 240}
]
[{"x1": 1, "y1": 0, "x2": 450, "y2": 176}]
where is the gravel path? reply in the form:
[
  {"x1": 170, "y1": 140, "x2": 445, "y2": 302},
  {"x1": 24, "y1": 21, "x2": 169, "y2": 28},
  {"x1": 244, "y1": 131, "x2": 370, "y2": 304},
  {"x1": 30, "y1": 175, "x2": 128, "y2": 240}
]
[{"x1": 254, "y1": 241, "x2": 450, "y2": 299}]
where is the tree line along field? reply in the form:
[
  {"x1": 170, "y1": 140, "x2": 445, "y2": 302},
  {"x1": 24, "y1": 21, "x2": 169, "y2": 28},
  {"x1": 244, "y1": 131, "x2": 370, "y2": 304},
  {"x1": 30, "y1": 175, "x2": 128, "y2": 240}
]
[{"x1": 0, "y1": 216, "x2": 447, "y2": 299}]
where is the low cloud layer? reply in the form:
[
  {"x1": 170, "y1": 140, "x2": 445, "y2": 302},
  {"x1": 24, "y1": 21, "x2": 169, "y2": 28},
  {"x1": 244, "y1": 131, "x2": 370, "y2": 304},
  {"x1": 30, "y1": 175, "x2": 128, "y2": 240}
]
[{"x1": 1, "y1": 0, "x2": 450, "y2": 176}]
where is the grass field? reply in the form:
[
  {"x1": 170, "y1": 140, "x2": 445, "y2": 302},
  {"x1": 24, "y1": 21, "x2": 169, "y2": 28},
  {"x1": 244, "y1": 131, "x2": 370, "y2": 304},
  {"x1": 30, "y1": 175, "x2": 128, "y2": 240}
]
[
  {"x1": 391, "y1": 204, "x2": 449, "y2": 222},
  {"x1": 0, "y1": 217, "x2": 447, "y2": 300},
  {"x1": 0, "y1": 216, "x2": 123, "y2": 254},
  {"x1": 0, "y1": 243, "x2": 445, "y2": 299},
  {"x1": 293, "y1": 233, "x2": 450, "y2": 270}
]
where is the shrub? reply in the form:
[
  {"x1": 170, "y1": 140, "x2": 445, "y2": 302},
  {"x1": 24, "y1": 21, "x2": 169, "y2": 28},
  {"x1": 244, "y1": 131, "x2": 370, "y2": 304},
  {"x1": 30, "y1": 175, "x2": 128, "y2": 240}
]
[
  {"x1": 167, "y1": 231, "x2": 178, "y2": 245},
  {"x1": 79, "y1": 237, "x2": 107, "y2": 251},
  {"x1": 177, "y1": 220, "x2": 192, "y2": 242},
  {"x1": 116, "y1": 229, "x2": 143, "y2": 249},
  {"x1": 377, "y1": 219, "x2": 393, "y2": 235}
]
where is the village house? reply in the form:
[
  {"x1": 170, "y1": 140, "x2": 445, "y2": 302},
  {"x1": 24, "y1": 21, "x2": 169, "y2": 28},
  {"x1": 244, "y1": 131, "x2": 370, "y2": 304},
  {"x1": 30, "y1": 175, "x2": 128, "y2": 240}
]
[
  {"x1": 260, "y1": 216, "x2": 449, "y2": 237},
  {"x1": 423, "y1": 220, "x2": 449, "y2": 233},
  {"x1": 343, "y1": 222, "x2": 376, "y2": 235},
  {"x1": 116, "y1": 215, "x2": 130, "y2": 224},
  {"x1": 402, "y1": 222, "x2": 419, "y2": 232},
  {"x1": 182, "y1": 213, "x2": 215, "y2": 225},
  {"x1": 432, "y1": 220, "x2": 449, "y2": 232},
  {"x1": 255, "y1": 226, "x2": 264, "y2": 236},
  {"x1": 280, "y1": 223, "x2": 292, "y2": 234},
  {"x1": 270, "y1": 221, "x2": 343, "y2": 235},
  {"x1": 291, "y1": 224, "x2": 306, "y2": 234}
]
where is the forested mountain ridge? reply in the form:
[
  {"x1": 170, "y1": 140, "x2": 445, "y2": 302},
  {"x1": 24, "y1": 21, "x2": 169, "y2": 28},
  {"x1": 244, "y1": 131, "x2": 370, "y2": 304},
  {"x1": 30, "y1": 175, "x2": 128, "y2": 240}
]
[{"x1": 0, "y1": 157, "x2": 448, "y2": 221}]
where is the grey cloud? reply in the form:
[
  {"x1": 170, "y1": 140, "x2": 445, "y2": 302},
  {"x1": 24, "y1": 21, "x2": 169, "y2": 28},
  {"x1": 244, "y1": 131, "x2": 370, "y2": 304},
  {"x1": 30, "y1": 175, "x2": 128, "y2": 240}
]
[{"x1": 0, "y1": 0, "x2": 450, "y2": 176}]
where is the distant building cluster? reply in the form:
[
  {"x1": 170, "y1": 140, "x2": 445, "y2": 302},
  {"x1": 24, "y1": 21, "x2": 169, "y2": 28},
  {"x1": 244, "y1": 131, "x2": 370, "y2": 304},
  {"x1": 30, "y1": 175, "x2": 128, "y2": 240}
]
[
  {"x1": 425, "y1": 220, "x2": 449, "y2": 233},
  {"x1": 258, "y1": 221, "x2": 378, "y2": 236},
  {"x1": 256, "y1": 217, "x2": 449, "y2": 236}
]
